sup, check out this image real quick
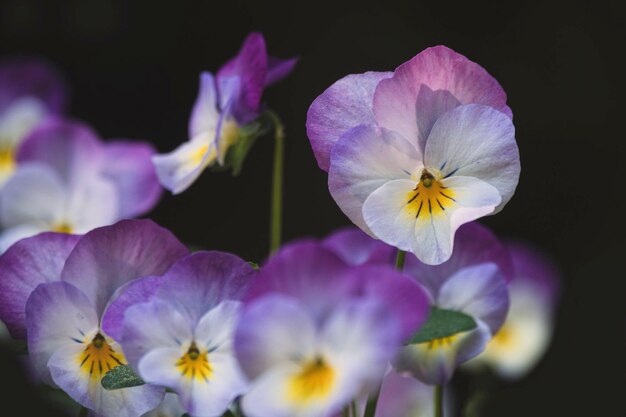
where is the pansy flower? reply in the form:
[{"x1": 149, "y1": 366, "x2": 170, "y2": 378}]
[
  {"x1": 153, "y1": 32, "x2": 297, "y2": 194},
  {"x1": 0, "y1": 220, "x2": 189, "y2": 417},
  {"x1": 119, "y1": 251, "x2": 255, "y2": 417},
  {"x1": 0, "y1": 118, "x2": 162, "y2": 251},
  {"x1": 234, "y1": 241, "x2": 430, "y2": 417},
  {"x1": 307, "y1": 46, "x2": 520, "y2": 264},
  {"x1": 393, "y1": 223, "x2": 511, "y2": 385},
  {"x1": 0, "y1": 57, "x2": 67, "y2": 185},
  {"x1": 468, "y1": 242, "x2": 560, "y2": 379}
]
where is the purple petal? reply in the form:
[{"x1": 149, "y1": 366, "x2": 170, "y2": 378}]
[
  {"x1": 61, "y1": 219, "x2": 189, "y2": 317},
  {"x1": 16, "y1": 118, "x2": 104, "y2": 188},
  {"x1": 0, "y1": 232, "x2": 80, "y2": 339},
  {"x1": 265, "y1": 56, "x2": 298, "y2": 86},
  {"x1": 306, "y1": 71, "x2": 392, "y2": 171},
  {"x1": 373, "y1": 45, "x2": 511, "y2": 152},
  {"x1": 101, "y1": 275, "x2": 165, "y2": 341},
  {"x1": 346, "y1": 265, "x2": 431, "y2": 340},
  {"x1": 25, "y1": 281, "x2": 98, "y2": 384},
  {"x1": 102, "y1": 140, "x2": 163, "y2": 218},
  {"x1": 404, "y1": 222, "x2": 513, "y2": 297},
  {"x1": 244, "y1": 241, "x2": 351, "y2": 321},
  {"x1": 376, "y1": 370, "x2": 434, "y2": 417},
  {"x1": 321, "y1": 227, "x2": 395, "y2": 266},
  {"x1": 217, "y1": 33, "x2": 268, "y2": 123},
  {"x1": 437, "y1": 263, "x2": 510, "y2": 333},
  {"x1": 0, "y1": 57, "x2": 68, "y2": 114},
  {"x1": 153, "y1": 251, "x2": 256, "y2": 325}
]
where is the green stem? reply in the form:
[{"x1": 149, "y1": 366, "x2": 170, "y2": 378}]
[
  {"x1": 363, "y1": 395, "x2": 378, "y2": 417},
  {"x1": 434, "y1": 384, "x2": 444, "y2": 417},
  {"x1": 350, "y1": 400, "x2": 358, "y2": 417},
  {"x1": 395, "y1": 249, "x2": 406, "y2": 271},
  {"x1": 267, "y1": 111, "x2": 285, "y2": 254}
]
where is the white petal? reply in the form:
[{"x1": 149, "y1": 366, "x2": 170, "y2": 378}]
[
  {"x1": 0, "y1": 97, "x2": 47, "y2": 149},
  {"x1": 152, "y1": 133, "x2": 215, "y2": 194},
  {"x1": 188, "y1": 72, "x2": 220, "y2": 138},
  {"x1": 138, "y1": 347, "x2": 185, "y2": 388},
  {"x1": 0, "y1": 223, "x2": 47, "y2": 253},
  {"x1": 65, "y1": 176, "x2": 119, "y2": 233},
  {"x1": 424, "y1": 104, "x2": 519, "y2": 212},
  {"x1": 195, "y1": 300, "x2": 241, "y2": 353}
]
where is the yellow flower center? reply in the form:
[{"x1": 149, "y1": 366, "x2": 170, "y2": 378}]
[
  {"x1": 421, "y1": 335, "x2": 458, "y2": 350},
  {"x1": 0, "y1": 147, "x2": 15, "y2": 175},
  {"x1": 405, "y1": 170, "x2": 456, "y2": 219},
  {"x1": 77, "y1": 333, "x2": 126, "y2": 381},
  {"x1": 52, "y1": 223, "x2": 74, "y2": 234},
  {"x1": 288, "y1": 356, "x2": 336, "y2": 405},
  {"x1": 488, "y1": 323, "x2": 515, "y2": 349},
  {"x1": 176, "y1": 342, "x2": 213, "y2": 383}
]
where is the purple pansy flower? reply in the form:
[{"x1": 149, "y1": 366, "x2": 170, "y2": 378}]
[
  {"x1": 119, "y1": 251, "x2": 255, "y2": 417},
  {"x1": 392, "y1": 224, "x2": 511, "y2": 385},
  {"x1": 468, "y1": 242, "x2": 560, "y2": 379},
  {"x1": 153, "y1": 32, "x2": 297, "y2": 194},
  {"x1": 234, "y1": 241, "x2": 430, "y2": 417},
  {"x1": 306, "y1": 46, "x2": 520, "y2": 265},
  {"x1": 0, "y1": 220, "x2": 189, "y2": 417},
  {"x1": 0, "y1": 57, "x2": 67, "y2": 185},
  {"x1": 0, "y1": 118, "x2": 162, "y2": 251}
]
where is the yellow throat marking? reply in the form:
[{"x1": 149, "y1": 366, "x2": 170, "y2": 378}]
[
  {"x1": 176, "y1": 342, "x2": 213, "y2": 383},
  {"x1": 488, "y1": 323, "x2": 515, "y2": 349},
  {"x1": 52, "y1": 223, "x2": 74, "y2": 234},
  {"x1": 288, "y1": 356, "x2": 336, "y2": 405},
  {"x1": 420, "y1": 335, "x2": 458, "y2": 351},
  {"x1": 405, "y1": 170, "x2": 456, "y2": 219},
  {"x1": 77, "y1": 333, "x2": 126, "y2": 381}
]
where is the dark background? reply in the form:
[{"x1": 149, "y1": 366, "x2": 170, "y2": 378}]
[{"x1": 0, "y1": 0, "x2": 623, "y2": 416}]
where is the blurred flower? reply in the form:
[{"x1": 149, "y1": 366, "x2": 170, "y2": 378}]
[
  {"x1": 153, "y1": 32, "x2": 297, "y2": 194},
  {"x1": 120, "y1": 251, "x2": 255, "y2": 417},
  {"x1": 393, "y1": 223, "x2": 510, "y2": 385},
  {"x1": 141, "y1": 393, "x2": 185, "y2": 417},
  {"x1": 0, "y1": 118, "x2": 162, "y2": 251},
  {"x1": 306, "y1": 46, "x2": 519, "y2": 265},
  {"x1": 234, "y1": 241, "x2": 430, "y2": 417},
  {"x1": 375, "y1": 370, "x2": 436, "y2": 417},
  {"x1": 0, "y1": 57, "x2": 68, "y2": 186},
  {"x1": 0, "y1": 220, "x2": 189, "y2": 417},
  {"x1": 467, "y1": 242, "x2": 560, "y2": 379}
]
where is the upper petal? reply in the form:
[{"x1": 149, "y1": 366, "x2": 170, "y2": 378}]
[
  {"x1": 328, "y1": 125, "x2": 421, "y2": 235},
  {"x1": 321, "y1": 227, "x2": 395, "y2": 266},
  {"x1": 61, "y1": 219, "x2": 189, "y2": 317},
  {"x1": 189, "y1": 72, "x2": 220, "y2": 138},
  {"x1": 424, "y1": 104, "x2": 520, "y2": 212},
  {"x1": 306, "y1": 71, "x2": 392, "y2": 171},
  {"x1": 0, "y1": 232, "x2": 79, "y2": 339},
  {"x1": 265, "y1": 56, "x2": 298, "y2": 86},
  {"x1": 373, "y1": 45, "x2": 511, "y2": 151},
  {"x1": 101, "y1": 140, "x2": 162, "y2": 218}
]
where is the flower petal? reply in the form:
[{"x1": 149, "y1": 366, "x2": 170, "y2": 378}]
[
  {"x1": 403, "y1": 222, "x2": 514, "y2": 298},
  {"x1": 64, "y1": 175, "x2": 119, "y2": 233},
  {"x1": 362, "y1": 176, "x2": 501, "y2": 265},
  {"x1": 265, "y1": 56, "x2": 298, "y2": 86},
  {"x1": 0, "y1": 224, "x2": 48, "y2": 253},
  {"x1": 61, "y1": 219, "x2": 189, "y2": 317},
  {"x1": 329, "y1": 125, "x2": 421, "y2": 235},
  {"x1": 376, "y1": 370, "x2": 434, "y2": 417},
  {"x1": 17, "y1": 118, "x2": 104, "y2": 188},
  {"x1": 0, "y1": 163, "x2": 65, "y2": 228},
  {"x1": 321, "y1": 227, "x2": 395, "y2": 266},
  {"x1": 154, "y1": 251, "x2": 254, "y2": 326},
  {"x1": 25, "y1": 281, "x2": 99, "y2": 384},
  {"x1": 194, "y1": 300, "x2": 242, "y2": 353},
  {"x1": 424, "y1": 104, "x2": 519, "y2": 212},
  {"x1": 306, "y1": 72, "x2": 392, "y2": 171},
  {"x1": 48, "y1": 342, "x2": 164, "y2": 417},
  {"x1": 235, "y1": 294, "x2": 316, "y2": 380},
  {"x1": 244, "y1": 241, "x2": 350, "y2": 321},
  {"x1": 152, "y1": 133, "x2": 213, "y2": 194},
  {"x1": 189, "y1": 72, "x2": 220, "y2": 139},
  {"x1": 101, "y1": 275, "x2": 165, "y2": 341},
  {"x1": 217, "y1": 32, "x2": 268, "y2": 123},
  {"x1": 101, "y1": 140, "x2": 162, "y2": 218},
  {"x1": 0, "y1": 232, "x2": 79, "y2": 339},
  {"x1": 373, "y1": 45, "x2": 511, "y2": 151},
  {"x1": 122, "y1": 299, "x2": 193, "y2": 370},
  {"x1": 437, "y1": 263, "x2": 509, "y2": 333}
]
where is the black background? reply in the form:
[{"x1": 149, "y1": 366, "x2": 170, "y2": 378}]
[{"x1": 0, "y1": 0, "x2": 624, "y2": 416}]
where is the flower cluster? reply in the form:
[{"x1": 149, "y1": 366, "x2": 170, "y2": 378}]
[{"x1": 0, "y1": 35, "x2": 560, "y2": 417}]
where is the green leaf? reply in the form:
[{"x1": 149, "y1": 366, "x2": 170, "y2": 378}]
[
  {"x1": 101, "y1": 365, "x2": 145, "y2": 390},
  {"x1": 407, "y1": 307, "x2": 477, "y2": 344}
]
